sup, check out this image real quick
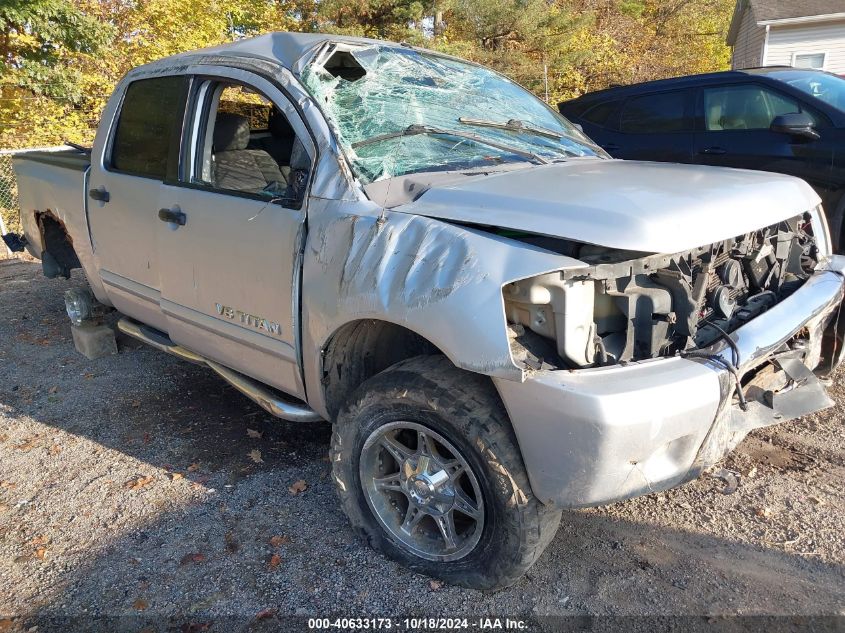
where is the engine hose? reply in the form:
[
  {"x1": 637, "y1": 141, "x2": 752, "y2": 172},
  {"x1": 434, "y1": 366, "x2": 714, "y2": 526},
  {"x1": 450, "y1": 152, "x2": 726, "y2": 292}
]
[
  {"x1": 708, "y1": 321, "x2": 741, "y2": 368},
  {"x1": 594, "y1": 336, "x2": 609, "y2": 366}
]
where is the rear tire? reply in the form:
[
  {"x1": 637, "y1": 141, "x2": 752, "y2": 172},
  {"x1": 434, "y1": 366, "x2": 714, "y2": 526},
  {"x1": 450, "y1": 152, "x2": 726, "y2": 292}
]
[{"x1": 330, "y1": 355, "x2": 561, "y2": 590}]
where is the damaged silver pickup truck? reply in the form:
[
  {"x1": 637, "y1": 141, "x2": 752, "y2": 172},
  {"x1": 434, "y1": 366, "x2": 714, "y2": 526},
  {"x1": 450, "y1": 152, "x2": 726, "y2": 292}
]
[{"x1": 10, "y1": 32, "x2": 845, "y2": 589}]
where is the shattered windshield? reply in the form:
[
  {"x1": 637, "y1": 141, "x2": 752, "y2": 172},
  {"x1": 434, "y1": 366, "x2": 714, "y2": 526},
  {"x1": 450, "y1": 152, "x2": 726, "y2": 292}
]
[
  {"x1": 768, "y1": 69, "x2": 845, "y2": 110},
  {"x1": 301, "y1": 45, "x2": 603, "y2": 183}
]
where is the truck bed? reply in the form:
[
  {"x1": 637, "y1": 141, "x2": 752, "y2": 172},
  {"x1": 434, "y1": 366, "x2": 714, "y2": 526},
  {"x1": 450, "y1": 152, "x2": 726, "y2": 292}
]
[
  {"x1": 13, "y1": 147, "x2": 95, "y2": 281},
  {"x1": 13, "y1": 148, "x2": 91, "y2": 173}
]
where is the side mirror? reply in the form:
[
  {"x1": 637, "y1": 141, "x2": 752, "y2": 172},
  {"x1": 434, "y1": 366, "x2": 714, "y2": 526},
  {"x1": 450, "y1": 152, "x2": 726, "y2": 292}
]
[
  {"x1": 573, "y1": 123, "x2": 584, "y2": 133},
  {"x1": 770, "y1": 112, "x2": 820, "y2": 141}
]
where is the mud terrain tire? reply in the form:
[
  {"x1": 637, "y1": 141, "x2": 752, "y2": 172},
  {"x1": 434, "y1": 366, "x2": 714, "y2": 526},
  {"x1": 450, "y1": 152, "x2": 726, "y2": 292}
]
[{"x1": 330, "y1": 355, "x2": 561, "y2": 590}]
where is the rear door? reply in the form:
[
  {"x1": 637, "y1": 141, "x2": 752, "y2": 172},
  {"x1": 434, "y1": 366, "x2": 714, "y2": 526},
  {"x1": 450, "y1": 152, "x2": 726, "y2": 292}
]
[
  {"x1": 692, "y1": 82, "x2": 833, "y2": 189},
  {"x1": 602, "y1": 90, "x2": 695, "y2": 162},
  {"x1": 88, "y1": 75, "x2": 189, "y2": 331},
  {"x1": 157, "y1": 68, "x2": 315, "y2": 397}
]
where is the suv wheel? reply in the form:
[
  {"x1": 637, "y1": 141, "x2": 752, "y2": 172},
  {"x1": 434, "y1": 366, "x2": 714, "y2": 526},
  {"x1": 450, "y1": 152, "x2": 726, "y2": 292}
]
[{"x1": 330, "y1": 355, "x2": 561, "y2": 590}]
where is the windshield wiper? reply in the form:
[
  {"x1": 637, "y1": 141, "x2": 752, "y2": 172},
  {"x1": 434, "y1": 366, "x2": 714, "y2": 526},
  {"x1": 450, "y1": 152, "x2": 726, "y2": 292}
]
[
  {"x1": 458, "y1": 117, "x2": 565, "y2": 141},
  {"x1": 351, "y1": 124, "x2": 548, "y2": 165}
]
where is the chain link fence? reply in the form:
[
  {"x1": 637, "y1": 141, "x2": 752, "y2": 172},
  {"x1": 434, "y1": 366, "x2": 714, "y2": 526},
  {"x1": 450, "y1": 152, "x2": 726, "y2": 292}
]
[{"x1": 0, "y1": 151, "x2": 21, "y2": 237}]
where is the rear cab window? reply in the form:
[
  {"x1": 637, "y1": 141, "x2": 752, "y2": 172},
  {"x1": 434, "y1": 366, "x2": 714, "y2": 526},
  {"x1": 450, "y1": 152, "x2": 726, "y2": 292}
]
[
  {"x1": 109, "y1": 76, "x2": 189, "y2": 180},
  {"x1": 620, "y1": 91, "x2": 690, "y2": 133}
]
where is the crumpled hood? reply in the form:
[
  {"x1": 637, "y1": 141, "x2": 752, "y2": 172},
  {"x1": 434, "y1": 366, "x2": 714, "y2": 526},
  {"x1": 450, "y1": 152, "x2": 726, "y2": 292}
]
[{"x1": 399, "y1": 159, "x2": 821, "y2": 253}]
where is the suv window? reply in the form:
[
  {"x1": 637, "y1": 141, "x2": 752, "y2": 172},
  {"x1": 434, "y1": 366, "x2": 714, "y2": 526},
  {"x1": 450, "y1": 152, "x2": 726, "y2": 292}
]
[
  {"x1": 111, "y1": 76, "x2": 187, "y2": 179},
  {"x1": 620, "y1": 91, "x2": 688, "y2": 133},
  {"x1": 582, "y1": 100, "x2": 621, "y2": 128},
  {"x1": 703, "y1": 84, "x2": 819, "y2": 131}
]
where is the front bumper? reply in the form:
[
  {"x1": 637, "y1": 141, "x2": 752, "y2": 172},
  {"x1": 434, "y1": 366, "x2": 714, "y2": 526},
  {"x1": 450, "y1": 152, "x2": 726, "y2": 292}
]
[{"x1": 495, "y1": 255, "x2": 845, "y2": 509}]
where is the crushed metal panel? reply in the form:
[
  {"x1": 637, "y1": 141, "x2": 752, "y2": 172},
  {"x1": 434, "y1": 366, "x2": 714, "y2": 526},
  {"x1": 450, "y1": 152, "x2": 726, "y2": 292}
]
[{"x1": 299, "y1": 197, "x2": 586, "y2": 418}]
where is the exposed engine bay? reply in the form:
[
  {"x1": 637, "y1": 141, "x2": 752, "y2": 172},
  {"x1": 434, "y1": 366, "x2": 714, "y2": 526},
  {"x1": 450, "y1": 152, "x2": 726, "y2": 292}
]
[{"x1": 503, "y1": 214, "x2": 821, "y2": 369}]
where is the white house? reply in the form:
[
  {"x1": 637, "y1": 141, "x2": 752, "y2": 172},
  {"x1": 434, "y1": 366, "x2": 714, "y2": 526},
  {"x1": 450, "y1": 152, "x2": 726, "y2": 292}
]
[{"x1": 728, "y1": 0, "x2": 845, "y2": 74}]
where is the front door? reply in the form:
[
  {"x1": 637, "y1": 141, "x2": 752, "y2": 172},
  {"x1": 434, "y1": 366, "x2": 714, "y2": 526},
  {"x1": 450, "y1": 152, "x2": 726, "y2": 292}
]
[
  {"x1": 692, "y1": 83, "x2": 833, "y2": 192},
  {"x1": 157, "y1": 70, "x2": 315, "y2": 397},
  {"x1": 88, "y1": 75, "x2": 189, "y2": 331}
]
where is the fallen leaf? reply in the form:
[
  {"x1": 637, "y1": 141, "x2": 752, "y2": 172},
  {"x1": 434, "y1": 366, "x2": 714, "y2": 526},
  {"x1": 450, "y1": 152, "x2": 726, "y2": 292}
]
[
  {"x1": 255, "y1": 608, "x2": 277, "y2": 620},
  {"x1": 30, "y1": 535, "x2": 49, "y2": 546},
  {"x1": 288, "y1": 479, "x2": 307, "y2": 495},
  {"x1": 0, "y1": 618, "x2": 15, "y2": 632},
  {"x1": 246, "y1": 428, "x2": 262, "y2": 439},
  {"x1": 124, "y1": 475, "x2": 154, "y2": 490},
  {"x1": 269, "y1": 535, "x2": 290, "y2": 548},
  {"x1": 268, "y1": 553, "x2": 282, "y2": 569},
  {"x1": 133, "y1": 598, "x2": 149, "y2": 611},
  {"x1": 755, "y1": 507, "x2": 773, "y2": 519},
  {"x1": 168, "y1": 472, "x2": 184, "y2": 481},
  {"x1": 35, "y1": 547, "x2": 47, "y2": 560},
  {"x1": 48, "y1": 386, "x2": 59, "y2": 394},
  {"x1": 131, "y1": 399, "x2": 141, "y2": 408},
  {"x1": 224, "y1": 531, "x2": 239, "y2": 554},
  {"x1": 187, "y1": 462, "x2": 200, "y2": 472},
  {"x1": 0, "y1": 481, "x2": 16, "y2": 489},
  {"x1": 429, "y1": 579, "x2": 443, "y2": 591},
  {"x1": 180, "y1": 552, "x2": 206, "y2": 565},
  {"x1": 83, "y1": 372, "x2": 95, "y2": 379},
  {"x1": 49, "y1": 444, "x2": 62, "y2": 455},
  {"x1": 249, "y1": 449, "x2": 263, "y2": 464}
]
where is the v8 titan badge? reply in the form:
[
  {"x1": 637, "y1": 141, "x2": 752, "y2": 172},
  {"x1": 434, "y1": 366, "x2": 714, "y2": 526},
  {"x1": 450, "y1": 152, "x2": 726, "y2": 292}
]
[{"x1": 215, "y1": 303, "x2": 282, "y2": 336}]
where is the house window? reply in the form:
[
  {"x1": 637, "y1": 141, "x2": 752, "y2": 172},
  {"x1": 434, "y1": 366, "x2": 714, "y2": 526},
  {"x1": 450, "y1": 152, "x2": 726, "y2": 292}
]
[{"x1": 793, "y1": 53, "x2": 826, "y2": 70}]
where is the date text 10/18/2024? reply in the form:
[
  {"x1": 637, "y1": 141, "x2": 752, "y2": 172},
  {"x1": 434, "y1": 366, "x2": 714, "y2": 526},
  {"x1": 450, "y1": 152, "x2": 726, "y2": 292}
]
[{"x1": 307, "y1": 618, "x2": 529, "y2": 630}]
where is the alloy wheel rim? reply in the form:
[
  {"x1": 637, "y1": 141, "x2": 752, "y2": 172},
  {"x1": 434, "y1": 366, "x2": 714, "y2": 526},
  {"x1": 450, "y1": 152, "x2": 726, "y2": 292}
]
[{"x1": 360, "y1": 421, "x2": 485, "y2": 562}]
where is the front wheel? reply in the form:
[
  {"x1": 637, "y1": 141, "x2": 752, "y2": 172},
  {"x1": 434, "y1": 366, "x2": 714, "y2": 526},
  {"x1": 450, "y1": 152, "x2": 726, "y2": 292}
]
[{"x1": 330, "y1": 355, "x2": 561, "y2": 590}]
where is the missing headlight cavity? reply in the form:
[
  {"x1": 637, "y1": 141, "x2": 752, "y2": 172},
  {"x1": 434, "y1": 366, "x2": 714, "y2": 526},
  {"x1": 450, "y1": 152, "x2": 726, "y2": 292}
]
[{"x1": 504, "y1": 214, "x2": 819, "y2": 369}]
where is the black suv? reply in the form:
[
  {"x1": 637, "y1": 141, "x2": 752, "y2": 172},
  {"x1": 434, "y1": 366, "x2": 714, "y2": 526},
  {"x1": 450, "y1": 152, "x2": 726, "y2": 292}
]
[{"x1": 560, "y1": 68, "x2": 845, "y2": 248}]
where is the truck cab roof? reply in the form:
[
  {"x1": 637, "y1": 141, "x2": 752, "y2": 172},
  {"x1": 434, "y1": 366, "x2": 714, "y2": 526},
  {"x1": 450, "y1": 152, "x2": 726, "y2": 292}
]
[{"x1": 151, "y1": 32, "x2": 397, "y2": 73}]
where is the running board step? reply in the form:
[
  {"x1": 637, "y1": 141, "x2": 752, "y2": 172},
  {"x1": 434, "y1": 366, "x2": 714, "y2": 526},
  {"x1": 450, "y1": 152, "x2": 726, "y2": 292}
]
[{"x1": 116, "y1": 317, "x2": 322, "y2": 423}]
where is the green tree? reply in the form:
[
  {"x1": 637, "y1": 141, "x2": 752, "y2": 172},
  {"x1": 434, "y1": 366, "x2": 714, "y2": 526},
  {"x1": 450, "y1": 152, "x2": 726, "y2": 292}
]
[
  {"x1": 316, "y1": 0, "x2": 431, "y2": 41},
  {"x1": 0, "y1": 0, "x2": 109, "y2": 98}
]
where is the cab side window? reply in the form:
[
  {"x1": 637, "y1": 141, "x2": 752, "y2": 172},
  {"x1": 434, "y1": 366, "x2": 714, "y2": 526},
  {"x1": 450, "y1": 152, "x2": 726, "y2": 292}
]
[
  {"x1": 193, "y1": 82, "x2": 310, "y2": 207},
  {"x1": 111, "y1": 76, "x2": 187, "y2": 179},
  {"x1": 703, "y1": 84, "x2": 820, "y2": 131}
]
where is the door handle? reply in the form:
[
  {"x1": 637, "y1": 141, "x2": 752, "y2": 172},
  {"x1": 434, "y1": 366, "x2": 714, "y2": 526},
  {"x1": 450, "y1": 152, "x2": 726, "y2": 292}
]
[
  {"x1": 158, "y1": 207, "x2": 186, "y2": 226},
  {"x1": 89, "y1": 187, "x2": 110, "y2": 202},
  {"x1": 700, "y1": 147, "x2": 727, "y2": 155}
]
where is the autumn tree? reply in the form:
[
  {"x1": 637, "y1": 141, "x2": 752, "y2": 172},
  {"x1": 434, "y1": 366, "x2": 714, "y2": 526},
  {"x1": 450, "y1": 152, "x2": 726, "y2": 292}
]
[{"x1": 0, "y1": 0, "x2": 734, "y2": 149}]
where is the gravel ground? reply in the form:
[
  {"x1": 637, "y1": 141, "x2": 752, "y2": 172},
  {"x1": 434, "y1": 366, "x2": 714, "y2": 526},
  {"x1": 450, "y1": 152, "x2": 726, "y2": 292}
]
[{"x1": 1, "y1": 258, "x2": 844, "y2": 630}]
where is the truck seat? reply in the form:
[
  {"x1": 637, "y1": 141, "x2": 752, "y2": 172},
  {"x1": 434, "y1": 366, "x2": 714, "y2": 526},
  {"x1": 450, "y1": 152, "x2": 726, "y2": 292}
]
[
  {"x1": 249, "y1": 107, "x2": 296, "y2": 168},
  {"x1": 212, "y1": 113, "x2": 287, "y2": 194}
]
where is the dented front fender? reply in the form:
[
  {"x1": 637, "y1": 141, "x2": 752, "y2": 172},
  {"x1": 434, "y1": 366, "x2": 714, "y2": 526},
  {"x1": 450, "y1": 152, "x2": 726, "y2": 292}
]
[{"x1": 300, "y1": 198, "x2": 584, "y2": 419}]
